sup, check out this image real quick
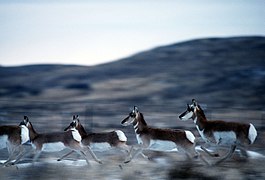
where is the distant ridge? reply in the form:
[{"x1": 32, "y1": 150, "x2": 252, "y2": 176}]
[{"x1": 0, "y1": 36, "x2": 265, "y2": 109}]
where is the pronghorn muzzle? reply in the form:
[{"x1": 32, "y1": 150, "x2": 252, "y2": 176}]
[
  {"x1": 64, "y1": 125, "x2": 71, "y2": 131},
  {"x1": 121, "y1": 115, "x2": 130, "y2": 126},
  {"x1": 179, "y1": 110, "x2": 189, "y2": 120}
]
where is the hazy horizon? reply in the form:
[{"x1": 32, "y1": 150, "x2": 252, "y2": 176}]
[{"x1": 1, "y1": 0, "x2": 264, "y2": 67}]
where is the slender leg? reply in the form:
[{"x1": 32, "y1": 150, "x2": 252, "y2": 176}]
[
  {"x1": 79, "y1": 151, "x2": 91, "y2": 166},
  {"x1": 82, "y1": 146, "x2": 102, "y2": 164},
  {"x1": 3, "y1": 144, "x2": 20, "y2": 166},
  {"x1": 139, "y1": 152, "x2": 149, "y2": 159},
  {"x1": 11, "y1": 147, "x2": 34, "y2": 166},
  {"x1": 214, "y1": 145, "x2": 236, "y2": 165},
  {"x1": 57, "y1": 150, "x2": 75, "y2": 161},
  {"x1": 238, "y1": 147, "x2": 248, "y2": 158},
  {"x1": 201, "y1": 146, "x2": 219, "y2": 157},
  {"x1": 32, "y1": 151, "x2": 42, "y2": 164},
  {"x1": 124, "y1": 146, "x2": 144, "y2": 163}
]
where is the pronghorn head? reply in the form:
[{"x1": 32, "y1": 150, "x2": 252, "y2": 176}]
[
  {"x1": 179, "y1": 99, "x2": 198, "y2": 121},
  {"x1": 121, "y1": 106, "x2": 139, "y2": 126},
  {"x1": 64, "y1": 115, "x2": 80, "y2": 131},
  {"x1": 19, "y1": 116, "x2": 31, "y2": 127}
]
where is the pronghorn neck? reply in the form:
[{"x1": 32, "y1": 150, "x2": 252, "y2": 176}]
[
  {"x1": 76, "y1": 124, "x2": 87, "y2": 138},
  {"x1": 27, "y1": 122, "x2": 38, "y2": 141},
  {"x1": 133, "y1": 112, "x2": 147, "y2": 132},
  {"x1": 194, "y1": 106, "x2": 208, "y2": 131}
]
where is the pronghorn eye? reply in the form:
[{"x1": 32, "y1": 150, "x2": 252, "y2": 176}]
[{"x1": 129, "y1": 112, "x2": 136, "y2": 117}]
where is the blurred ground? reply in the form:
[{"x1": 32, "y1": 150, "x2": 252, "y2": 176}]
[{"x1": 0, "y1": 102, "x2": 265, "y2": 180}]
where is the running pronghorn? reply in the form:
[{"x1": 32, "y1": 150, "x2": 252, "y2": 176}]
[
  {"x1": 57, "y1": 115, "x2": 130, "y2": 161},
  {"x1": 0, "y1": 120, "x2": 29, "y2": 166},
  {"x1": 179, "y1": 99, "x2": 257, "y2": 164},
  {"x1": 121, "y1": 106, "x2": 201, "y2": 163},
  {"x1": 16, "y1": 116, "x2": 102, "y2": 165}
]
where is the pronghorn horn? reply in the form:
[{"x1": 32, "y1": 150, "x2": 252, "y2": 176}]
[
  {"x1": 24, "y1": 116, "x2": 29, "y2": 121},
  {"x1": 192, "y1": 99, "x2": 197, "y2": 105},
  {"x1": 134, "y1": 106, "x2": 138, "y2": 112}
]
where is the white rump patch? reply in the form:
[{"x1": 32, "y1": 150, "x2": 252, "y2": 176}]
[
  {"x1": 248, "y1": 123, "x2": 257, "y2": 144},
  {"x1": 42, "y1": 142, "x2": 66, "y2": 152},
  {"x1": 0, "y1": 135, "x2": 8, "y2": 149},
  {"x1": 90, "y1": 142, "x2": 112, "y2": 152},
  {"x1": 71, "y1": 129, "x2": 82, "y2": 142},
  {"x1": 149, "y1": 140, "x2": 177, "y2": 151},
  {"x1": 213, "y1": 131, "x2": 236, "y2": 145},
  {"x1": 185, "y1": 130, "x2": 195, "y2": 144},
  {"x1": 20, "y1": 125, "x2": 30, "y2": 144},
  {"x1": 115, "y1": 130, "x2": 127, "y2": 142}
]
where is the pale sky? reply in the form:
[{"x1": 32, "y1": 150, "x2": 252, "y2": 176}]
[{"x1": 0, "y1": 0, "x2": 264, "y2": 67}]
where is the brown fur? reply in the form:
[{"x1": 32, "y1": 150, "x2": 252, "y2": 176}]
[
  {"x1": 134, "y1": 113, "x2": 193, "y2": 146},
  {"x1": 18, "y1": 117, "x2": 103, "y2": 165},
  {"x1": 0, "y1": 125, "x2": 21, "y2": 145},
  {"x1": 195, "y1": 106, "x2": 251, "y2": 145}
]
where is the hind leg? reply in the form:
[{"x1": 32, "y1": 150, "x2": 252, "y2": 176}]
[
  {"x1": 214, "y1": 145, "x2": 236, "y2": 165},
  {"x1": 201, "y1": 146, "x2": 219, "y2": 157},
  {"x1": 238, "y1": 147, "x2": 248, "y2": 158},
  {"x1": 183, "y1": 145, "x2": 210, "y2": 166}
]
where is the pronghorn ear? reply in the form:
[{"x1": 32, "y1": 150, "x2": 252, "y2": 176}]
[
  {"x1": 134, "y1": 106, "x2": 139, "y2": 112},
  {"x1": 73, "y1": 115, "x2": 76, "y2": 120},
  {"x1": 192, "y1": 99, "x2": 197, "y2": 106},
  {"x1": 75, "y1": 115, "x2": 80, "y2": 122},
  {"x1": 24, "y1": 116, "x2": 29, "y2": 122}
]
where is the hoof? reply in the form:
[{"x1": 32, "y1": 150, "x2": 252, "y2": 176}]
[
  {"x1": 98, "y1": 161, "x2": 103, "y2": 164},
  {"x1": 124, "y1": 160, "x2": 131, "y2": 164}
]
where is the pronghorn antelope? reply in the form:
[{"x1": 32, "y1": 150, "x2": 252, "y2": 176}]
[
  {"x1": 121, "y1": 106, "x2": 199, "y2": 163},
  {"x1": 57, "y1": 115, "x2": 130, "y2": 161},
  {"x1": 0, "y1": 121, "x2": 29, "y2": 166},
  {"x1": 16, "y1": 116, "x2": 102, "y2": 165},
  {"x1": 179, "y1": 99, "x2": 257, "y2": 164}
]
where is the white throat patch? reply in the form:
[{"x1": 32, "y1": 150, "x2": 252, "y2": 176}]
[
  {"x1": 71, "y1": 129, "x2": 82, "y2": 142},
  {"x1": 20, "y1": 125, "x2": 30, "y2": 144}
]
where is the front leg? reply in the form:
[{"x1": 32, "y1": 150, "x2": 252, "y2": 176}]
[
  {"x1": 82, "y1": 146, "x2": 102, "y2": 164},
  {"x1": 214, "y1": 145, "x2": 236, "y2": 165},
  {"x1": 124, "y1": 143, "x2": 150, "y2": 163},
  {"x1": 57, "y1": 150, "x2": 75, "y2": 161},
  {"x1": 4, "y1": 145, "x2": 32, "y2": 166}
]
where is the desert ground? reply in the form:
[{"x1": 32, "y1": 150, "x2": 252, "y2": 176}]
[{"x1": 0, "y1": 102, "x2": 265, "y2": 180}]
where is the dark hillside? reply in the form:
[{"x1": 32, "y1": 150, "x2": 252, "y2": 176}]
[{"x1": 0, "y1": 36, "x2": 264, "y2": 109}]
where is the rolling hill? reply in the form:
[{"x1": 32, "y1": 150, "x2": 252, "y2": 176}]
[{"x1": 0, "y1": 36, "x2": 265, "y2": 110}]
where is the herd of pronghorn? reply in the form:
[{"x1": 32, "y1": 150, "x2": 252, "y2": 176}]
[{"x1": 0, "y1": 99, "x2": 258, "y2": 167}]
